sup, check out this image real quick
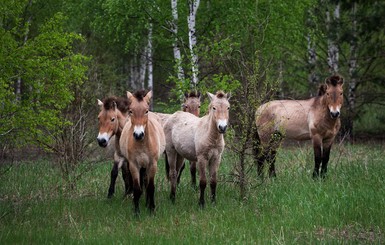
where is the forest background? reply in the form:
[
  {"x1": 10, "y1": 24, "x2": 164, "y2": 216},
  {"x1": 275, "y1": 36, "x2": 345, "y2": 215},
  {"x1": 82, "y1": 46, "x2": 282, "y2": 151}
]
[{"x1": 1, "y1": 0, "x2": 384, "y2": 163}]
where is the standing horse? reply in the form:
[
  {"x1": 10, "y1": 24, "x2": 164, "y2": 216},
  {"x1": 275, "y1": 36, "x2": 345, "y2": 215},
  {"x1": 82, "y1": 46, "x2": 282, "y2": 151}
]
[
  {"x1": 120, "y1": 90, "x2": 165, "y2": 214},
  {"x1": 164, "y1": 91, "x2": 230, "y2": 207},
  {"x1": 161, "y1": 91, "x2": 201, "y2": 187},
  {"x1": 255, "y1": 75, "x2": 344, "y2": 178},
  {"x1": 97, "y1": 96, "x2": 132, "y2": 198}
]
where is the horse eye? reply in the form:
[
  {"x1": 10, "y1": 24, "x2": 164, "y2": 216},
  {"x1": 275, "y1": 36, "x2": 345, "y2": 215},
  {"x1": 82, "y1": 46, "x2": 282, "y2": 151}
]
[
  {"x1": 111, "y1": 117, "x2": 115, "y2": 122},
  {"x1": 145, "y1": 110, "x2": 149, "y2": 114},
  {"x1": 327, "y1": 93, "x2": 330, "y2": 96},
  {"x1": 340, "y1": 93, "x2": 343, "y2": 96},
  {"x1": 129, "y1": 110, "x2": 133, "y2": 115},
  {"x1": 198, "y1": 106, "x2": 201, "y2": 108},
  {"x1": 213, "y1": 107, "x2": 216, "y2": 111},
  {"x1": 227, "y1": 107, "x2": 230, "y2": 110}
]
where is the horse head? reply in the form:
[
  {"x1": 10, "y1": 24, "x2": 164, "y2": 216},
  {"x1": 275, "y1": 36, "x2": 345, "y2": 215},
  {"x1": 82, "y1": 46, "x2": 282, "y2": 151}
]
[
  {"x1": 208, "y1": 91, "x2": 231, "y2": 134},
  {"x1": 97, "y1": 98, "x2": 119, "y2": 147},
  {"x1": 127, "y1": 90, "x2": 152, "y2": 141},
  {"x1": 182, "y1": 91, "x2": 201, "y2": 117},
  {"x1": 324, "y1": 75, "x2": 344, "y2": 119}
]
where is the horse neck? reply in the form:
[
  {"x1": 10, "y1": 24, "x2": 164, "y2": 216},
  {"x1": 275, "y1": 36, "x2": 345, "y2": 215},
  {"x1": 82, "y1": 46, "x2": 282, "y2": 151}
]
[
  {"x1": 115, "y1": 110, "x2": 128, "y2": 137},
  {"x1": 205, "y1": 112, "x2": 223, "y2": 143}
]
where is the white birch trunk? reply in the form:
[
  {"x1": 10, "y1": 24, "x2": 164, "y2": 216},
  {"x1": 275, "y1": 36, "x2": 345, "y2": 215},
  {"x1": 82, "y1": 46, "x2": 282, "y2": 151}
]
[
  {"x1": 171, "y1": 0, "x2": 184, "y2": 81},
  {"x1": 139, "y1": 49, "x2": 146, "y2": 89},
  {"x1": 187, "y1": 0, "x2": 200, "y2": 87},
  {"x1": 307, "y1": 32, "x2": 318, "y2": 93},
  {"x1": 326, "y1": 2, "x2": 340, "y2": 74},
  {"x1": 348, "y1": 2, "x2": 358, "y2": 114},
  {"x1": 147, "y1": 22, "x2": 153, "y2": 90}
]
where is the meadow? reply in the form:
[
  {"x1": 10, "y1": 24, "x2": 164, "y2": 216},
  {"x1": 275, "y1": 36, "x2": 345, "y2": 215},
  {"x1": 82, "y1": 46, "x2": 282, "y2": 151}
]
[{"x1": 0, "y1": 142, "x2": 384, "y2": 244}]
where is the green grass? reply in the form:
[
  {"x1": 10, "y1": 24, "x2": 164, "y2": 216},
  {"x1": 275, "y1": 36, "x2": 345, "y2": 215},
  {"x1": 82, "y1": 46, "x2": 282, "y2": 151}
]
[{"x1": 1, "y1": 143, "x2": 384, "y2": 244}]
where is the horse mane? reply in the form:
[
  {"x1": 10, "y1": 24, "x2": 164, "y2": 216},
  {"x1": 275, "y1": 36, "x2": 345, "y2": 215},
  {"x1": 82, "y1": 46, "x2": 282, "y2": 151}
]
[
  {"x1": 215, "y1": 91, "x2": 226, "y2": 99},
  {"x1": 326, "y1": 74, "x2": 344, "y2": 86},
  {"x1": 132, "y1": 90, "x2": 148, "y2": 102},
  {"x1": 103, "y1": 96, "x2": 130, "y2": 113},
  {"x1": 185, "y1": 91, "x2": 201, "y2": 98}
]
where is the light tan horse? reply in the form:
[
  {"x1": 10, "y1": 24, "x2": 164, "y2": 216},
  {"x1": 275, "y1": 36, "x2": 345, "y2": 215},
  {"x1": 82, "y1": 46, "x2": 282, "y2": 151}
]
[
  {"x1": 120, "y1": 90, "x2": 165, "y2": 214},
  {"x1": 255, "y1": 75, "x2": 344, "y2": 178},
  {"x1": 164, "y1": 91, "x2": 230, "y2": 207},
  {"x1": 161, "y1": 91, "x2": 201, "y2": 187},
  {"x1": 97, "y1": 96, "x2": 132, "y2": 198}
]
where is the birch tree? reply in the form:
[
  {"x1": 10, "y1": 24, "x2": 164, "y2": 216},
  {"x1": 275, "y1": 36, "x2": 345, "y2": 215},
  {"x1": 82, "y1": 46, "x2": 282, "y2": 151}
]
[
  {"x1": 187, "y1": 0, "x2": 200, "y2": 88},
  {"x1": 170, "y1": 0, "x2": 185, "y2": 81},
  {"x1": 326, "y1": 1, "x2": 340, "y2": 74}
]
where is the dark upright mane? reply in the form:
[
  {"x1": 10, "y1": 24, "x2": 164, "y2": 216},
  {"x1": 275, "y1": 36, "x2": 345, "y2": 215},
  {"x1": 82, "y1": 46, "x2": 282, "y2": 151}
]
[
  {"x1": 133, "y1": 90, "x2": 148, "y2": 102},
  {"x1": 185, "y1": 91, "x2": 201, "y2": 98},
  {"x1": 215, "y1": 91, "x2": 226, "y2": 99},
  {"x1": 103, "y1": 96, "x2": 130, "y2": 113},
  {"x1": 326, "y1": 74, "x2": 344, "y2": 86}
]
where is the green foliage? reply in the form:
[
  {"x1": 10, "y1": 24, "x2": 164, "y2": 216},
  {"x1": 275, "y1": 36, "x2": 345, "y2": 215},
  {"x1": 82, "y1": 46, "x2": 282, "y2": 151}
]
[{"x1": 0, "y1": 9, "x2": 89, "y2": 148}]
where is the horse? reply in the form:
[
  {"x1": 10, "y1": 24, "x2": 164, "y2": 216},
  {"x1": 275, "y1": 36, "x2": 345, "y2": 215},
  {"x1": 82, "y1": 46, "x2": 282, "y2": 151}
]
[
  {"x1": 255, "y1": 74, "x2": 344, "y2": 178},
  {"x1": 96, "y1": 96, "x2": 132, "y2": 198},
  {"x1": 119, "y1": 90, "x2": 166, "y2": 214},
  {"x1": 163, "y1": 91, "x2": 230, "y2": 207},
  {"x1": 161, "y1": 91, "x2": 201, "y2": 187}
]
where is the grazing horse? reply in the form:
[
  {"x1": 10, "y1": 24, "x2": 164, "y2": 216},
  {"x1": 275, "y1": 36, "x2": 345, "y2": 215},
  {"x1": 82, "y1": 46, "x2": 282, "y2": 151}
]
[
  {"x1": 120, "y1": 90, "x2": 165, "y2": 214},
  {"x1": 96, "y1": 96, "x2": 132, "y2": 198},
  {"x1": 255, "y1": 75, "x2": 344, "y2": 178},
  {"x1": 164, "y1": 91, "x2": 230, "y2": 207},
  {"x1": 162, "y1": 91, "x2": 201, "y2": 187}
]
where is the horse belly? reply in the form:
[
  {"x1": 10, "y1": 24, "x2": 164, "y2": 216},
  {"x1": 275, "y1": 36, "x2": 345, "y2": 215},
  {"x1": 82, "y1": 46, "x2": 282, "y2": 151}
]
[{"x1": 172, "y1": 128, "x2": 197, "y2": 161}]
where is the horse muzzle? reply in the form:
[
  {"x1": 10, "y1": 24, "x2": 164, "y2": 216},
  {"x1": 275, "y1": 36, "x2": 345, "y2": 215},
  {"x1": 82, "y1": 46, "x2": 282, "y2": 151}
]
[
  {"x1": 97, "y1": 133, "x2": 110, "y2": 147},
  {"x1": 133, "y1": 132, "x2": 145, "y2": 141},
  {"x1": 330, "y1": 111, "x2": 340, "y2": 119},
  {"x1": 217, "y1": 119, "x2": 228, "y2": 134},
  {"x1": 97, "y1": 137, "x2": 108, "y2": 147}
]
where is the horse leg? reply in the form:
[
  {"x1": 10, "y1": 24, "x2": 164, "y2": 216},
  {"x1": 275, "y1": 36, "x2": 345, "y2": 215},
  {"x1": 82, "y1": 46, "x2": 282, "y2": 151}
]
[
  {"x1": 129, "y1": 165, "x2": 142, "y2": 215},
  {"x1": 209, "y1": 157, "x2": 220, "y2": 204},
  {"x1": 146, "y1": 163, "x2": 157, "y2": 213},
  {"x1": 121, "y1": 160, "x2": 133, "y2": 196},
  {"x1": 312, "y1": 136, "x2": 322, "y2": 179},
  {"x1": 321, "y1": 142, "x2": 333, "y2": 178},
  {"x1": 164, "y1": 152, "x2": 170, "y2": 181},
  {"x1": 167, "y1": 151, "x2": 178, "y2": 203},
  {"x1": 190, "y1": 161, "x2": 197, "y2": 188},
  {"x1": 108, "y1": 161, "x2": 119, "y2": 198},
  {"x1": 198, "y1": 157, "x2": 208, "y2": 208},
  {"x1": 177, "y1": 160, "x2": 185, "y2": 184},
  {"x1": 253, "y1": 129, "x2": 265, "y2": 177},
  {"x1": 267, "y1": 148, "x2": 278, "y2": 178}
]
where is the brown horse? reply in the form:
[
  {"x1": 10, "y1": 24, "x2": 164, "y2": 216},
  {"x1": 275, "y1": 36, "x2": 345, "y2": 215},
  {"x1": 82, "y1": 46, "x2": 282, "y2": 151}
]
[
  {"x1": 120, "y1": 90, "x2": 165, "y2": 214},
  {"x1": 97, "y1": 96, "x2": 132, "y2": 198},
  {"x1": 164, "y1": 91, "x2": 230, "y2": 207},
  {"x1": 255, "y1": 75, "x2": 344, "y2": 178},
  {"x1": 162, "y1": 91, "x2": 201, "y2": 187}
]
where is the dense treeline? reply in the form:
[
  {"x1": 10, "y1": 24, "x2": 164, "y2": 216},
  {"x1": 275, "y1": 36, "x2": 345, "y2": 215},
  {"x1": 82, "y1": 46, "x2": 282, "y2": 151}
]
[{"x1": 1, "y1": 0, "x2": 384, "y2": 159}]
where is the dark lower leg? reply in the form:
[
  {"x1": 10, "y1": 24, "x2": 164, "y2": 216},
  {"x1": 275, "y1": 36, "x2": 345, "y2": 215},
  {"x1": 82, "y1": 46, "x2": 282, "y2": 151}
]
[
  {"x1": 133, "y1": 181, "x2": 142, "y2": 214},
  {"x1": 177, "y1": 162, "x2": 185, "y2": 184},
  {"x1": 190, "y1": 161, "x2": 197, "y2": 187},
  {"x1": 210, "y1": 179, "x2": 217, "y2": 203},
  {"x1": 108, "y1": 162, "x2": 119, "y2": 198},
  {"x1": 312, "y1": 146, "x2": 322, "y2": 178},
  {"x1": 121, "y1": 161, "x2": 133, "y2": 195},
  {"x1": 199, "y1": 179, "x2": 207, "y2": 208},
  {"x1": 268, "y1": 150, "x2": 277, "y2": 178},
  {"x1": 146, "y1": 178, "x2": 155, "y2": 212},
  {"x1": 321, "y1": 146, "x2": 331, "y2": 178}
]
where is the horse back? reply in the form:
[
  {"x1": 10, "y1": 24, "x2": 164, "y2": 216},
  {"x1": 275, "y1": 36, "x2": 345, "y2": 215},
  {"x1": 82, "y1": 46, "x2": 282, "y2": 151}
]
[
  {"x1": 164, "y1": 111, "x2": 199, "y2": 161},
  {"x1": 256, "y1": 99, "x2": 314, "y2": 142}
]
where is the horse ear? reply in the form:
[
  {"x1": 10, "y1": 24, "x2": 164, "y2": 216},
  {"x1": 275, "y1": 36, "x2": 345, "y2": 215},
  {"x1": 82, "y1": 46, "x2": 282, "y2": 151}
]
[
  {"x1": 207, "y1": 92, "x2": 215, "y2": 101},
  {"x1": 184, "y1": 92, "x2": 189, "y2": 99},
  {"x1": 337, "y1": 76, "x2": 344, "y2": 86},
  {"x1": 197, "y1": 91, "x2": 201, "y2": 99},
  {"x1": 145, "y1": 90, "x2": 152, "y2": 103},
  {"x1": 127, "y1": 91, "x2": 133, "y2": 100},
  {"x1": 97, "y1": 99, "x2": 103, "y2": 107},
  {"x1": 226, "y1": 92, "x2": 231, "y2": 100},
  {"x1": 113, "y1": 101, "x2": 117, "y2": 111}
]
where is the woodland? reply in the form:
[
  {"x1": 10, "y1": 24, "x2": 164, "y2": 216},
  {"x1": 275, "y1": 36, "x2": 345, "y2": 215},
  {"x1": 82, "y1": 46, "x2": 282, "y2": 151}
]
[{"x1": 1, "y1": 0, "x2": 385, "y2": 163}]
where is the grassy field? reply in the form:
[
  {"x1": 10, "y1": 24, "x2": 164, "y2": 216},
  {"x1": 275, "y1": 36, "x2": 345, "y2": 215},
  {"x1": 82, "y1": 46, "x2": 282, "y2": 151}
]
[{"x1": 0, "y1": 142, "x2": 384, "y2": 244}]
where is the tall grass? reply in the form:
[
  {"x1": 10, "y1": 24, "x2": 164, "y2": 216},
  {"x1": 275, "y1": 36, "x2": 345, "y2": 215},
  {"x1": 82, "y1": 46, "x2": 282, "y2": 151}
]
[{"x1": 0, "y1": 143, "x2": 384, "y2": 244}]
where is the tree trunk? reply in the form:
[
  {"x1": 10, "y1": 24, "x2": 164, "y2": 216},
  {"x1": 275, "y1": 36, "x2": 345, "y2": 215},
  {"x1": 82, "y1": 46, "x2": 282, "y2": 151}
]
[
  {"x1": 147, "y1": 22, "x2": 154, "y2": 110},
  {"x1": 306, "y1": 32, "x2": 319, "y2": 95},
  {"x1": 171, "y1": 0, "x2": 185, "y2": 81},
  {"x1": 326, "y1": 2, "x2": 340, "y2": 74},
  {"x1": 187, "y1": 0, "x2": 200, "y2": 88},
  {"x1": 346, "y1": 2, "x2": 358, "y2": 142}
]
